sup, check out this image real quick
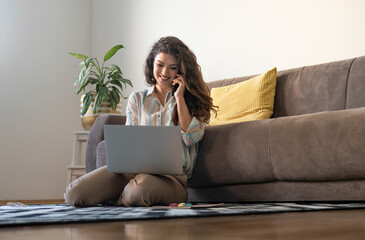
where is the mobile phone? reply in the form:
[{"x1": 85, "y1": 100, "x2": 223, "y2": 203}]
[
  {"x1": 172, "y1": 73, "x2": 181, "y2": 96},
  {"x1": 172, "y1": 83, "x2": 179, "y2": 96}
]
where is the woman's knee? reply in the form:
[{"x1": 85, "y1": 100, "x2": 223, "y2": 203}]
[
  {"x1": 64, "y1": 173, "x2": 102, "y2": 207},
  {"x1": 65, "y1": 166, "x2": 129, "y2": 207},
  {"x1": 121, "y1": 174, "x2": 187, "y2": 207},
  {"x1": 64, "y1": 178, "x2": 90, "y2": 207},
  {"x1": 122, "y1": 177, "x2": 151, "y2": 207}
]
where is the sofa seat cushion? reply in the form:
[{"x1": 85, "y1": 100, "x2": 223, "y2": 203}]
[
  {"x1": 270, "y1": 107, "x2": 365, "y2": 181},
  {"x1": 189, "y1": 118, "x2": 278, "y2": 187},
  {"x1": 188, "y1": 107, "x2": 365, "y2": 187}
]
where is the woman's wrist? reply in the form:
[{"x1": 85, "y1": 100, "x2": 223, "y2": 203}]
[
  {"x1": 174, "y1": 94, "x2": 184, "y2": 103},
  {"x1": 175, "y1": 96, "x2": 192, "y2": 132}
]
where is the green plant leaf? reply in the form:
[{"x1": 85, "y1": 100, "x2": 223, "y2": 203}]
[
  {"x1": 93, "y1": 86, "x2": 109, "y2": 114},
  {"x1": 77, "y1": 77, "x2": 98, "y2": 95},
  {"x1": 110, "y1": 89, "x2": 120, "y2": 111},
  {"x1": 81, "y1": 92, "x2": 92, "y2": 116},
  {"x1": 111, "y1": 85, "x2": 127, "y2": 99},
  {"x1": 111, "y1": 86, "x2": 121, "y2": 94},
  {"x1": 122, "y1": 78, "x2": 133, "y2": 88},
  {"x1": 120, "y1": 92, "x2": 127, "y2": 99},
  {"x1": 104, "y1": 45, "x2": 124, "y2": 62},
  {"x1": 109, "y1": 94, "x2": 117, "y2": 111},
  {"x1": 92, "y1": 58, "x2": 103, "y2": 75},
  {"x1": 81, "y1": 66, "x2": 91, "y2": 82},
  {"x1": 88, "y1": 77, "x2": 98, "y2": 85},
  {"x1": 83, "y1": 58, "x2": 95, "y2": 68},
  {"x1": 97, "y1": 74, "x2": 106, "y2": 84},
  {"x1": 76, "y1": 65, "x2": 92, "y2": 93},
  {"x1": 107, "y1": 64, "x2": 122, "y2": 74},
  {"x1": 100, "y1": 86, "x2": 109, "y2": 101},
  {"x1": 93, "y1": 94, "x2": 102, "y2": 114},
  {"x1": 108, "y1": 72, "x2": 123, "y2": 81},
  {"x1": 111, "y1": 88, "x2": 120, "y2": 104},
  {"x1": 68, "y1": 52, "x2": 89, "y2": 61},
  {"x1": 76, "y1": 84, "x2": 86, "y2": 95},
  {"x1": 110, "y1": 79, "x2": 124, "y2": 91}
]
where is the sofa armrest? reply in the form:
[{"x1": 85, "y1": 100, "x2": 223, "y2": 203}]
[{"x1": 85, "y1": 114, "x2": 126, "y2": 173}]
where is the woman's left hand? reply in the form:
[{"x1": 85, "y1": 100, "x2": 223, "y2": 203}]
[{"x1": 173, "y1": 74, "x2": 187, "y2": 99}]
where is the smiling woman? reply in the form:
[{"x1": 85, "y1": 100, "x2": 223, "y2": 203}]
[
  {"x1": 152, "y1": 53, "x2": 180, "y2": 104},
  {"x1": 64, "y1": 36, "x2": 217, "y2": 207},
  {"x1": 144, "y1": 36, "x2": 217, "y2": 126}
]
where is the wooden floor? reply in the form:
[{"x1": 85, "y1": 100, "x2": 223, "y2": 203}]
[{"x1": 1, "y1": 209, "x2": 365, "y2": 239}]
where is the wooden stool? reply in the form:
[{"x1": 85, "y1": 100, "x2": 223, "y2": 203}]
[{"x1": 66, "y1": 131, "x2": 89, "y2": 185}]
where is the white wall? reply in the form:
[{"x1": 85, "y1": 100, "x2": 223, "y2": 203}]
[
  {"x1": 92, "y1": 0, "x2": 365, "y2": 113},
  {"x1": 0, "y1": 0, "x2": 91, "y2": 200},
  {"x1": 1, "y1": 0, "x2": 365, "y2": 200}
]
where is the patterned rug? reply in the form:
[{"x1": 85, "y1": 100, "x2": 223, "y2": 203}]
[{"x1": 1, "y1": 202, "x2": 365, "y2": 227}]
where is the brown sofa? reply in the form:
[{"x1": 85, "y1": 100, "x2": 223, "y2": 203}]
[{"x1": 85, "y1": 56, "x2": 365, "y2": 202}]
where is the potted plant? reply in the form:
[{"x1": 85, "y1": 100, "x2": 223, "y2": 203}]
[{"x1": 69, "y1": 44, "x2": 133, "y2": 130}]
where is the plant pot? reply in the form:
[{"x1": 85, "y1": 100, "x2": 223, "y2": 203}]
[{"x1": 80, "y1": 94, "x2": 122, "y2": 131}]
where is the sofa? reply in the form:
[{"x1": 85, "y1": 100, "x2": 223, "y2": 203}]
[{"x1": 85, "y1": 56, "x2": 365, "y2": 202}]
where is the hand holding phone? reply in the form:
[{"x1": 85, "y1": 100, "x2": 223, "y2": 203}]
[
  {"x1": 172, "y1": 83, "x2": 179, "y2": 96},
  {"x1": 172, "y1": 73, "x2": 181, "y2": 96}
]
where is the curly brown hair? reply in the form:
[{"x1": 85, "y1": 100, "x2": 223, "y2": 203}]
[{"x1": 145, "y1": 36, "x2": 216, "y2": 125}]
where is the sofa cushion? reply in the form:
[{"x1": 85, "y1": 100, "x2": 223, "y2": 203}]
[
  {"x1": 207, "y1": 57, "x2": 356, "y2": 118},
  {"x1": 189, "y1": 107, "x2": 365, "y2": 187},
  {"x1": 346, "y1": 56, "x2": 365, "y2": 109},
  {"x1": 188, "y1": 118, "x2": 278, "y2": 187},
  {"x1": 270, "y1": 107, "x2": 365, "y2": 181},
  {"x1": 271, "y1": 58, "x2": 353, "y2": 117},
  {"x1": 209, "y1": 68, "x2": 277, "y2": 125}
]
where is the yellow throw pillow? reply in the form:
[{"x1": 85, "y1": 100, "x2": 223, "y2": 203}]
[{"x1": 209, "y1": 67, "x2": 277, "y2": 126}]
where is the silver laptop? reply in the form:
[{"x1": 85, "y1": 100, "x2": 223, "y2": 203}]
[{"x1": 104, "y1": 125, "x2": 184, "y2": 175}]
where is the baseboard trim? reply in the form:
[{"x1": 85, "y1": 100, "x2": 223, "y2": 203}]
[{"x1": 0, "y1": 199, "x2": 65, "y2": 206}]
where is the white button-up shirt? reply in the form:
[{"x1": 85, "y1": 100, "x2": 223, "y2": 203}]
[{"x1": 126, "y1": 86, "x2": 205, "y2": 178}]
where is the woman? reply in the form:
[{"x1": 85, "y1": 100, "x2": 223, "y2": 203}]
[{"x1": 65, "y1": 36, "x2": 216, "y2": 207}]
